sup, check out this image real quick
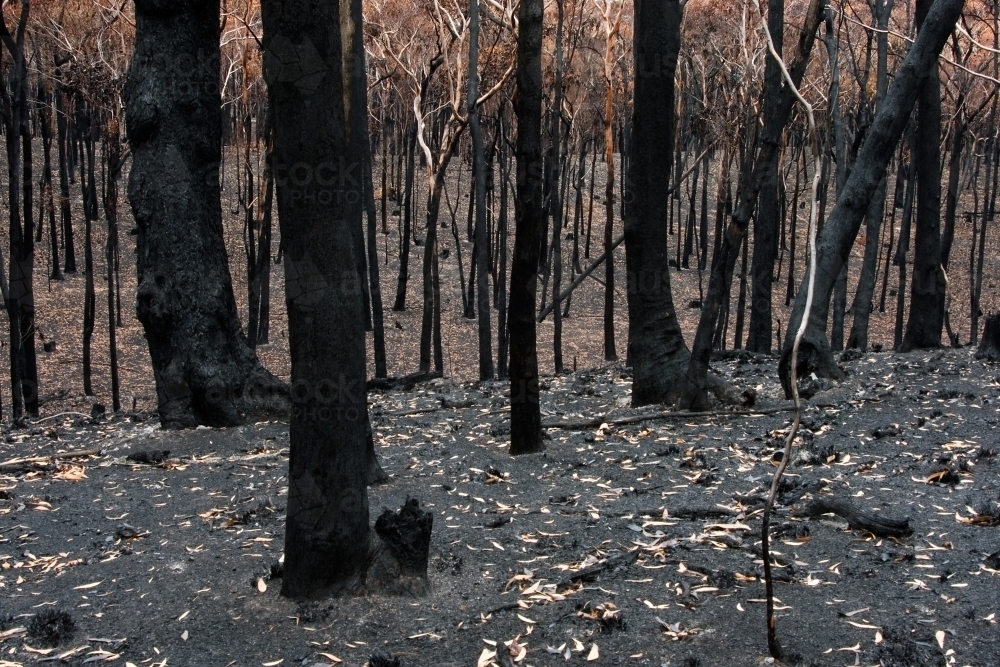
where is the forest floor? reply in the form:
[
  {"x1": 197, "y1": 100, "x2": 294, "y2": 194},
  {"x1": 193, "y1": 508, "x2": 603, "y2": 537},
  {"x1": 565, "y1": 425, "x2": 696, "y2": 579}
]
[{"x1": 2, "y1": 346, "x2": 999, "y2": 667}]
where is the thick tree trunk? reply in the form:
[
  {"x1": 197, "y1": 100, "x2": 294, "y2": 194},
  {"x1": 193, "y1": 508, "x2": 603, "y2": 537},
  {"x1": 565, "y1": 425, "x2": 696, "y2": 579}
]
[
  {"x1": 778, "y1": 0, "x2": 966, "y2": 395},
  {"x1": 125, "y1": 0, "x2": 287, "y2": 428},
  {"x1": 901, "y1": 0, "x2": 946, "y2": 351},
  {"x1": 624, "y1": 0, "x2": 689, "y2": 406},
  {"x1": 509, "y1": 0, "x2": 545, "y2": 455},
  {"x1": 265, "y1": 0, "x2": 416, "y2": 599}
]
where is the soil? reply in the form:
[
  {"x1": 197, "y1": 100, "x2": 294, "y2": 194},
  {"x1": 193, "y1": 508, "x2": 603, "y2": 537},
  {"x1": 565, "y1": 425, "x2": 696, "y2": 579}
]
[{"x1": 2, "y1": 346, "x2": 999, "y2": 667}]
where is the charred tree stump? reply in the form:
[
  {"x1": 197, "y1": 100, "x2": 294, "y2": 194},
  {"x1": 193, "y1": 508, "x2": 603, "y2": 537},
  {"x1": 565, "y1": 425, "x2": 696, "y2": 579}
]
[
  {"x1": 369, "y1": 498, "x2": 433, "y2": 595},
  {"x1": 976, "y1": 312, "x2": 1000, "y2": 362}
]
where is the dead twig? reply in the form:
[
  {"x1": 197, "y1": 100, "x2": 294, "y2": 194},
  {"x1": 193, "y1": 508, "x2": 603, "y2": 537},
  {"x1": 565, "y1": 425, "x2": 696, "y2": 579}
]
[{"x1": 0, "y1": 447, "x2": 103, "y2": 470}]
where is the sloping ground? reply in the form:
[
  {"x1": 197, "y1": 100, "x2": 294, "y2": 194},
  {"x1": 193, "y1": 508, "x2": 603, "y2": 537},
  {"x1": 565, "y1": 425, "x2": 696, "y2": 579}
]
[{"x1": 1, "y1": 347, "x2": 998, "y2": 667}]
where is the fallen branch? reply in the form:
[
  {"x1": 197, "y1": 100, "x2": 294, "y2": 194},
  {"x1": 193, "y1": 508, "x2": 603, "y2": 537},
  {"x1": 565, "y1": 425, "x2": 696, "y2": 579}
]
[
  {"x1": 30, "y1": 412, "x2": 92, "y2": 423},
  {"x1": 537, "y1": 234, "x2": 624, "y2": 322},
  {"x1": 805, "y1": 497, "x2": 912, "y2": 538},
  {"x1": 0, "y1": 447, "x2": 103, "y2": 470},
  {"x1": 366, "y1": 370, "x2": 442, "y2": 392},
  {"x1": 542, "y1": 405, "x2": 794, "y2": 430}
]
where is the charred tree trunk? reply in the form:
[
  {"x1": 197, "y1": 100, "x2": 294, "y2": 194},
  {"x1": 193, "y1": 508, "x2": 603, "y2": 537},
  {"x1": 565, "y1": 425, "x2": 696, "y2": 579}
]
[
  {"x1": 624, "y1": 0, "x2": 688, "y2": 406},
  {"x1": 264, "y1": 0, "x2": 430, "y2": 599},
  {"x1": 125, "y1": 0, "x2": 287, "y2": 428},
  {"x1": 901, "y1": 0, "x2": 946, "y2": 351},
  {"x1": 746, "y1": 0, "x2": 786, "y2": 353},
  {"x1": 894, "y1": 133, "x2": 917, "y2": 349},
  {"x1": 509, "y1": 0, "x2": 545, "y2": 455}
]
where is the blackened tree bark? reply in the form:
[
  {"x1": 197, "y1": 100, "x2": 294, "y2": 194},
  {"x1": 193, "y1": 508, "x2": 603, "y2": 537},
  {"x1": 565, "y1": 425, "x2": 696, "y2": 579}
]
[
  {"x1": 778, "y1": 0, "x2": 966, "y2": 395},
  {"x1": 746, "y1": 0, "x2": 785, "y2": 353},
  {"x1": 624, "y1": 0, "x2": 689, "y2": 406},
  {"x1": 263, "y1": 0, "x2": 432, "y2": 598},
  {"x1": 125, "y1": 0, "x2": 287, "y2": 428},
  {"x1": 509, "y1": 0, "x2": 545, "y2": 455},
  {"x1": 901, "y1": 0, "x2": 946, "y2": 351}
]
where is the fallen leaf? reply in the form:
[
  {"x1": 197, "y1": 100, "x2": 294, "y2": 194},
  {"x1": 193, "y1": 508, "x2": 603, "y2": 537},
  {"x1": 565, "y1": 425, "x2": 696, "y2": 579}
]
[
  {"x1": 587, "y1": 643, "x2": 599, "y2": 661},
  {"x1": 847, "y1": 621, "x2": 880, "y2": 630},
  {"x1": 73, "y1": 581, "x2": 103, "y2": 590},
  {"x1": 476, "y1": 648, "x2": 496, "y2": 667},
  {"x1": 935, "y1": 630, "x2": 945, "y2": 649},
  {"x1": 257, "y1": 578, "x2": 267, "y2": 593}
]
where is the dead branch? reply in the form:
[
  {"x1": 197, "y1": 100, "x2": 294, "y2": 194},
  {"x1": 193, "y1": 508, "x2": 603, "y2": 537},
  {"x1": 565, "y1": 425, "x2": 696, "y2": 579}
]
[
  {"x1": 541, "y1": 405, "x2": 794, "y2": 430},
  {"x1": 0, "y1": 446, "x2": 103, "y2": 470},
  {"x1": 805, "y1": 497, "x2": 912, "y2": 538}
]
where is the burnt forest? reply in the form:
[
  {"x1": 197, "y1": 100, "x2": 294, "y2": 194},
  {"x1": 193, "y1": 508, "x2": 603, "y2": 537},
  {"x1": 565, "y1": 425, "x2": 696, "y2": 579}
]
[{"x1": 0, "y1": 1, "x2": 999, "y2": 666}]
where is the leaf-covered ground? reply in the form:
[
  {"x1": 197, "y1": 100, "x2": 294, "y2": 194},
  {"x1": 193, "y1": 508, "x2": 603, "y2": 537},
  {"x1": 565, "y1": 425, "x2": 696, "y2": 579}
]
[{"x1": 1, "y1": 347, "x2": 998, "y2": 667}]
